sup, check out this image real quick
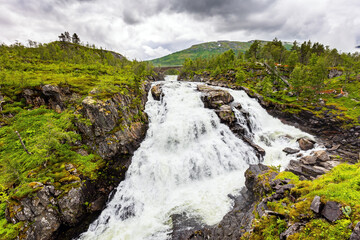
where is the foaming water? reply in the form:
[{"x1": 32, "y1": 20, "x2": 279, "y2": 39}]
[
  {"x1": 225, "y1": 88, "x2": 317, "y2": 168},
  {"x1": 79, "y1": 78, "x2": 313, "y2": 240}
]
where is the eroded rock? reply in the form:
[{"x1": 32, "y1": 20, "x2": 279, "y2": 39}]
[
  {"x1": 151, "y1": 84, "x2": 163, "y2": 101},
  {"x1": 197, "y1": 84, "x2": 234, "y2": 109},
  {"x1": 297, "y1": 137, "x2": 315, "y2": 150}
]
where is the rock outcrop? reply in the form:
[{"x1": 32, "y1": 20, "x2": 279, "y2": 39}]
[
  {"x1": 151, "y1": 84, "x2": 164, "y2": 101},
  {"x1": 196, "y1": 84, "x2": 265, "y2": 159},
  {"x1": 171, "y1": 164, "x2": 272, "y2": 240},
  {"x1": 5, "y1": 81, "x2": 152, "y2": 240}
]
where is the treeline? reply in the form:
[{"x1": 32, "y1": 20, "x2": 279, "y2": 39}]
[
  {"x1": 181, "y1": 38, "x2": 360, "y2": 97},
  {"x1": 0, "y1": 41, "x2": 129, "y2": 68}
]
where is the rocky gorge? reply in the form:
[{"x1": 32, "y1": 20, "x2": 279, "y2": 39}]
[{"x1": 2, "y1": 70, "x2": 359, "y2": 240}]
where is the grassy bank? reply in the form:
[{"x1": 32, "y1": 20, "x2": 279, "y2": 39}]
[{"x1": 0, "y1": 40, "x2": 154, "y2": 238}]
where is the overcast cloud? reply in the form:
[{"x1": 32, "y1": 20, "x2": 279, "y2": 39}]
[{"x1": 0, "y1": 0, "x2": 359, "y2": 60}]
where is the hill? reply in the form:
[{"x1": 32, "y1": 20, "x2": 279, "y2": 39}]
[
  {"x1": 150, "y1": 40, "x2": 292, "y2": 67},
  {"x1": 0, "y1": 40, "x2": 156, "y2": 239}
]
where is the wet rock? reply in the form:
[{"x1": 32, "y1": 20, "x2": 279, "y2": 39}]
[
  {"x1": 241, "y1": 136, "x2": 265, "y2": 158},
  {"x1": 283, "y1": 147, "x2": 300, "y2": 155},
  {"x1": 321, "y1": 201, "x2": 342, "y2": 222},
  {"x1": 151, "y1": 84, "x2": 163, "y2": 101},
  {"x1": 90, "y1": 196, "x2": 106, "y2": 212},
  {"x1": 216, "y1": 105, "x2": 235, "y2": 125},
  {"x1": 197, "y1": 85, "x2": 234, "y2": 109},
  {"x1": 313, "y1": 150, "x2": 330, "y2": 162},
  {"x1": 300, "y1": 155, "x2": 317, "y2": 165},
  {"x1": 280, "y1": 223, "x2": 303, "y2": 240},
  {"x1": 350, "y1": 222, "x2": 360, "y2": 240},
  {"x1": 297, "y1": 137, "x2": 315, "y2": 150},
  {"x1": 171, "y1": 212, "x2": 205, "y2": 240},
  {"x1": 310, "y1": 195, "x2": 322, "y2": 214}
]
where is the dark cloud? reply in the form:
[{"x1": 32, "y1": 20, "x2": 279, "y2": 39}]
[
  {"x1": 0, "y1": 0, "x2": 358, "y2": 59},
  {"x1": 169, "y1": 0, "x2": 273, "y2": 17}
]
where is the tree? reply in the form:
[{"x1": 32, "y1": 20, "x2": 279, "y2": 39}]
[
  {"x1": 64, "y1": 31, "x2": 71, "y2": 42},
  {"x1": 72, "y1": 33, "x2": 80, "y2": 44},
  {"x1": 58, "y1": 33, "x2": 66, "y2": 42},
  {"x1": 287, "y1": 51, "x2": 299, "y2": 69},
  {"x1": 246, "y1": 40, "x2": 261, "y2": 60}
]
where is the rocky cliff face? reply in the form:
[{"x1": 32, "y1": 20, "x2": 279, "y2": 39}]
[{"x1": 4, "y1": 80, "x2": 152, "y2": 240}]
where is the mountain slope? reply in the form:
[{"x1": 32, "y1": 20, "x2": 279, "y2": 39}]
[{"x1": 150, "y1": 40, "x2": 292, "y2": 67}]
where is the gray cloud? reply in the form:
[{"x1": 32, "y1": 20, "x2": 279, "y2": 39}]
[{"x1": 0, "y1": 0, "x2": 359, "y2": 59}]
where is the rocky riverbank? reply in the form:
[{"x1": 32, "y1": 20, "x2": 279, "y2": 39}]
[
  {"x1": 1, "y1": 75, "x2": 160, "y2": 240},
  {"x1": 172, "y1": 75, "x2": 360, "y2": 239}
]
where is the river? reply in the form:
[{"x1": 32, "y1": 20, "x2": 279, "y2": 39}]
[{"x1": 78, "y1": 75, "x2": 314, "y2": 240}]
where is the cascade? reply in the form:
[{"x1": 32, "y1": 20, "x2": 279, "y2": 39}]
[{"x1": 78, "y1": 76, "x2": 314, "y2": 240}]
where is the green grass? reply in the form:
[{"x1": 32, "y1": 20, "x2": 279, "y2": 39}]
[
  {"x1": 243, "y1": 163, "x2": 360, "y2": 239},
  {"x1": 0, "y1": 41, "x2": 154, "y2": 239}
]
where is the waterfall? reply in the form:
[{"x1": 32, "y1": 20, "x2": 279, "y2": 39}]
[{"x1": 78, "y1": 76, "x2": 313, "y2": 240}]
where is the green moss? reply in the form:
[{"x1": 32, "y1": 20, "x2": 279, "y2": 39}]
[
  {"x1": 289, "y1": 219, "x2": 352, "y2": 240},
  {"x1": 275, "y1": 171, "x2": 300, "y2": 183}
]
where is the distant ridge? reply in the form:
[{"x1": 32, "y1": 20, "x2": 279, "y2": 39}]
[{"x1": 149, "y1": 40, "x2": 292, "y2": 67}]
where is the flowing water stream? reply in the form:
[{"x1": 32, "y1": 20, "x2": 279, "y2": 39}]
[{"x1": 79, "y1": 75, "x2": 314, "y2": 240}]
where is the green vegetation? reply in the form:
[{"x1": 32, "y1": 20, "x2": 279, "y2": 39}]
[
  {"x1": 150, "y1": 40, "x2": 292, "y2": 67},
  {"x1": 0, "y1": 36, "x2": 154, "y2": 238},
  {"x1": 243, "y1": 163, "x2": 360, "y2": 239},
  {"x1": 179, "y1": 38, "x2": 360, "y2": 125}
]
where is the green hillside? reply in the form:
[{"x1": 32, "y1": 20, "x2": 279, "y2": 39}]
[{"x1": 150, "y1": 40, "x2": 292, "y2": 67}]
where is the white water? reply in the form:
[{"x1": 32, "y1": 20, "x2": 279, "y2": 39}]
[{"x1": 79, "y1": 76, "x2": 314, "y2": 240}]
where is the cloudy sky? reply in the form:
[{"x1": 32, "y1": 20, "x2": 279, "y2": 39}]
[{"x1": 1, "y1": 0, "x2": 359, "y2": 60}]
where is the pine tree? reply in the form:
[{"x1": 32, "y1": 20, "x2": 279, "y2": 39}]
[
  {"x1": 58, "y1": 33, "x2": 66, "y2": 42},
  {"x1": 72, "y1": 33, "x2": 80, "y2": 44},
  {"x1": 64, "y1": 31, "x2": 71, "y2": 42}
]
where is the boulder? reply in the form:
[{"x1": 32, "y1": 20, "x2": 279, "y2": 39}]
[
  {"x1": 297, "y1": 138, "x2": 315, "y2": 150},
  {"x1": 301, "y1": 165, "x2": 326, "y2": 177},
  {"x1": 321, "y1": 201, "x2": 342, "y2": 222},
  {"x1": 300, "y1": 155, "x2": 317, "y2": 165},
  {"x1": 313, "y1": 150, "x2": 330, "y2": 162},
  {"x1": 151, "y1": 84, "x2": 163, "y2": 101},
  {"x1": 283, "y1": 147, "x2": 300, "y2": 155},
  {"x1": 216, "y1": 105, "x2": 235, "y2": 125},
  {"x1": 197, "y1": 85, "x2": 234, "y2": 109},
  {"x1": 310, "y1": 195, "x2": 322, "y2": 214},
  {"x1": 350, "y1": 222, "x2": 360, "y2": 240},
  {"x1": 58, "y1": 187, "x2": 85, "y2": 226}
]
